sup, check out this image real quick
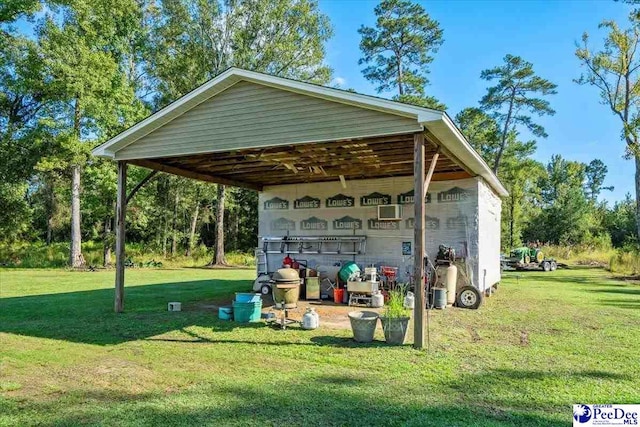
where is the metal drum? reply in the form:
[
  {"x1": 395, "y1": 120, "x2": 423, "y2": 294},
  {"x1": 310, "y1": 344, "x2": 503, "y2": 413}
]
[{"x1": 434, "y1": 287, "x2": 447, "y2": 309}]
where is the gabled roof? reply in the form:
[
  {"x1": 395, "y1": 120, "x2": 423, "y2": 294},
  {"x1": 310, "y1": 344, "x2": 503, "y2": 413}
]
[{"x1": 92, "y1": 67, "x2": 507, "y2": 197}]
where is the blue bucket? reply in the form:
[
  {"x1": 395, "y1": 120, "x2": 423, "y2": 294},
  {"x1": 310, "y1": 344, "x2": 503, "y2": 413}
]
[
  {"x1": 218, "y1": 306, "x2": 233, "y2": 320},
  {"x1": 235, "y1": 293, "x2": 261, "y2": 303}
]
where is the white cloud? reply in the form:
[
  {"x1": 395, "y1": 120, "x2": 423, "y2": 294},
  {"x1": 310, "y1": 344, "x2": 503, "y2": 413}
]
[{"x1": 332, "y1": 76, "x2": 347, "y2": 87}]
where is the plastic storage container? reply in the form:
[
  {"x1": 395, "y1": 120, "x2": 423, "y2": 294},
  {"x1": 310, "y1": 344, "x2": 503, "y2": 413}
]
[
  {"x1": 338, "y1": 262, "x2": 360, "y2": 282},
  {"x1": 233, "y1": 301, "x2": 262, "y2": 322},
  {"x1": 235, "y1": 293, "x2": 261, "y2": 303},
  {"x1": 218, "y1": 306, "x2": 233, "y2": 320}
]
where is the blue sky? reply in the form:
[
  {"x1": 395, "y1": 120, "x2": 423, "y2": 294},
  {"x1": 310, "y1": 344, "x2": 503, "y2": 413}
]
[{"x1": 319, "y1": 0, "x2": 635, "y2": 203}]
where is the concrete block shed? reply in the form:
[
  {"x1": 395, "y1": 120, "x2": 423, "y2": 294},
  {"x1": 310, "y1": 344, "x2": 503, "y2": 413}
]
[
  {"x1": 258, "y1": 176, "x2": 502, "y2": 292},
  {"x1": 92, "y1": 67, "x2": 508, "y2": 349}
]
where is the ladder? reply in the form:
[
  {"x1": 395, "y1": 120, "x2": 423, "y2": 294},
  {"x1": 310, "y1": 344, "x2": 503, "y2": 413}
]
[
  {"x1": 255, "y1": 248, "x2": 268, "y2": 276},
  {"x1": 261, "y1": 236, "x2": 367, "y2": 255}
]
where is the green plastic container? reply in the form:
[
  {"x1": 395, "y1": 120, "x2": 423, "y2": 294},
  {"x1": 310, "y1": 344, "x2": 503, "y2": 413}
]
[
  {"x1": 232, "y1": 301, "x2": 262, "y2": 323},
  {"x1": 339, "y1": 262, "x2": 360, "y2": 282}
]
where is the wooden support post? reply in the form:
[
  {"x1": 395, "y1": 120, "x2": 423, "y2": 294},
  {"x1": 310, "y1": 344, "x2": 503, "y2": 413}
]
[
  {"x1": 115, "y1": 161, "x2": 127, "y2": 313},
  {"x1": 413, "y1": 132, "x2": 426, "y2": 349},
  {"x1": 422, "y1": 148, "x2": 440, "y2": 351}
]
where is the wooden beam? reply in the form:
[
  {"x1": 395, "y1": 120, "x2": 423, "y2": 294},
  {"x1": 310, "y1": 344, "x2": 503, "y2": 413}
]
[
  {"x1": 431, "y1": 171, "x2": 472, "y2": 181},
  {"x1": 243, "y1": 168, "x2": 469, "y2": 187},
  {"x1": 129, "y1": 159, "x2": 263, "y2": 191},
  {"x1": 424, "y1": 151, "x2": 440, "y2": 197},
  {"x1": 126, "y1": 170, "x2": 158, "y2": 205},
  {"x1": 115, "y1": 161, "x2": 127, "y2": 313},
  {"x1": 413, "y1": 132, "x2": 426, "y2": 350},
  {"x1": 424, "y1": 131, "x2": 475, "y2": 177}
]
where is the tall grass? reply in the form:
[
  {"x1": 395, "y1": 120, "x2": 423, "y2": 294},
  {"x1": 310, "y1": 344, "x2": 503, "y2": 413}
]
[
  {"x1": 0, "y1": 241, "x2": 256, "y2": 269},
  {"x1": 610, "y1": 250, "x2": 640, "y2": 276},
  {"x1": 541, "y1": 244, "x2": 639, "y2": 276}
]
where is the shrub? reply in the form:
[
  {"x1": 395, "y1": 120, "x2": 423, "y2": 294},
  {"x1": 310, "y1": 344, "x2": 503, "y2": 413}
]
[
  {"x1": 0, "y1": 241, "x2": 256, "y2": 269},
  {"x1": 609, "y1": 248, "x2": 640, "y2": 276}
]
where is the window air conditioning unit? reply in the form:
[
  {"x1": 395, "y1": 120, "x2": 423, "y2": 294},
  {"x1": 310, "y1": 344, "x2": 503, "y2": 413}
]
[{"x1": 377, "y1": 204, "x2": 402, "y2": 221}]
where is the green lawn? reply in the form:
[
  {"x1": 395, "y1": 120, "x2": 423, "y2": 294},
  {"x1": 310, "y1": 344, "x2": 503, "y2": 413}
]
[{"x1": 1, "y1": 267, "x2": 638, "y2": 426}]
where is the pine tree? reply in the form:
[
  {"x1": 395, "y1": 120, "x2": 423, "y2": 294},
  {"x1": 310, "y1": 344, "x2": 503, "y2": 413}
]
[
  {"x1": 358, "y1": 0, "x2": 445, "y2": 109},
  {"x1": 480, "y1": 54, "x2": 557, "y2": 174}
]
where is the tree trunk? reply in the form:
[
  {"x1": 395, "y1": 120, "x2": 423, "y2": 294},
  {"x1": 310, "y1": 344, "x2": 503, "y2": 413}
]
[
  {"x1": 103, "y1": 208, "x2": 112, "y2": 267},
  {"x1": 46, "y1": 180, "x2": 55, "y2": 245},
  {"x1": 171, "y1": 188, "x2": 179, "y2": 256},
  {"x1": 211, "y1": 184, "x2": 227, "y2": 265},
  {"x1": 162, "y1": 185, "x2": 169, "y2": 258},
  {"x1": 509, "y1": 193, "x2": 515, "y2": 249},
  {"x1": 69, "y1": 97, "x2": 84, "y2": 268},
  {"x1": 46, "y1": 216, "x2": 53, "y2": 245},
  {"x1": 69, "y1": 164, "x2": 85, "y2": 268},
  {"x1": 186, "y1": 201, "x2": 200, "y2": 257},
  {"x1": 636, "y1": 155, "x2": 640, "y2": 243},
  {"x1": 397, "y1": 60, "x2": 404, "y2": 96},
  {"x1": 162, "y1": 215, "x2": 168, "y2": 258},
  {"x1": 493, "y1": 89, "x2": 516, "y2": 174}
]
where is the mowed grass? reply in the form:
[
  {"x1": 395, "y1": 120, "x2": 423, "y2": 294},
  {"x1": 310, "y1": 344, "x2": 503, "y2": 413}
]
[{"x1": 1, "y1": 268, "x2": 639, "y2": 426}]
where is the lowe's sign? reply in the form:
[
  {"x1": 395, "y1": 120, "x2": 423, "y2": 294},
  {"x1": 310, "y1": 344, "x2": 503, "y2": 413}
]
[
  {"x1": 360, "y1": 192, "x2": 391, "y2": 206},
  {"x1": 263, "y1": 197, "x2": 289, "y2": 210},
  {"x1": 397, "y1": 189, "x2": 432, "y2": 204},
  {"x1": 437, "y1": 187, "x2": 471, "y2": 203},
  {"x1": 573, "y1": 404, "x2": 639, "y2": 426}
]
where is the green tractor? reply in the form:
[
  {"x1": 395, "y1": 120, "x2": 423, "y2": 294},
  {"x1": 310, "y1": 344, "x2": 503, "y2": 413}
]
[{"x1": 506, "y1": 247, "x2": 557, "y2": 272}]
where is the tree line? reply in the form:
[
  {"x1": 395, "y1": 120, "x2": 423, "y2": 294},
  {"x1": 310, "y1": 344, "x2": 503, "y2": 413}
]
[{"x1": 0, "y1": 0, "x2": 638, "y2": 269}]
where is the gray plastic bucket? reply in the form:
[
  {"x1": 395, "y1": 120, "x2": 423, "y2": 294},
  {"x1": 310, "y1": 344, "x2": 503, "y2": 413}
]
[{"x1": 348, "y1": 311, "x2": 379, "y2": 343}]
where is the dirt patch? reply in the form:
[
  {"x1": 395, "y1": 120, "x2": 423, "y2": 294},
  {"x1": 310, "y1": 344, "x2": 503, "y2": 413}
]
[
  {"x1": 574, "y1": 260, "x2": 608, "y2": 268},
  {"x1": 262, "y1": 300, "x2": 385, "y2": 330}
]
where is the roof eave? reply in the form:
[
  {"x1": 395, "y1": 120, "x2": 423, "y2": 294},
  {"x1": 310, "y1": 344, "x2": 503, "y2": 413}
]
[{"x1": 421, "y1": 114, "x2": 509, "y2": 197}]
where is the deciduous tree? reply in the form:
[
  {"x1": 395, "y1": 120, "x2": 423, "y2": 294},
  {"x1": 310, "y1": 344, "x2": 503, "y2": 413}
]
[
  {"x1": 38, "y1": 0, "x2": 148, "y2": 267},
  {"x1": 148, "y1": 0, "x2": 332, "y2": 265},
  {"x1": 576, "y1": 17, "x2": 640, "y2": 243}
]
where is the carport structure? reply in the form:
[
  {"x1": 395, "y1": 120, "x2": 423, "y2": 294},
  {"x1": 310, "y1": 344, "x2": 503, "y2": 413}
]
[{"x1": 93, "y1": 68, "x2": 507, "y2": 349}]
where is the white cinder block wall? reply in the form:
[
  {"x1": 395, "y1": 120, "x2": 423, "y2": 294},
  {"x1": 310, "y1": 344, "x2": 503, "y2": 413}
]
[
  {"x1": 258, "y1": 176, "x2": 501, "y2": 290},
  {"x1": 477, "y1": 179, "x2": 503, "y2": 291}
]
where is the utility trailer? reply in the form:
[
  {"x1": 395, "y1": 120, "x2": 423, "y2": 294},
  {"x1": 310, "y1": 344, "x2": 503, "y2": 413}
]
[{"x1": 502, "y1": 247, "x2": 557, "y2": 272}]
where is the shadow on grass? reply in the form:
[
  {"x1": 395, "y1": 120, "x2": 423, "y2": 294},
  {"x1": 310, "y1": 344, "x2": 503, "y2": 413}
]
[
  {"x1": 11, "y1": 372, "x2": 565, "y2": 427},
  {"x1": 310, "y1": 335, "x2": 395, "y2": 348},
  {"x1": 591, "y1": 288, "x2": 640, "y2": 296},
  {"x1": 0, "y1": 278, "x2": 256, "y2": 345},
  {"x1": 599, "y1": 298, "x2": 640, "y2": 310}
]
